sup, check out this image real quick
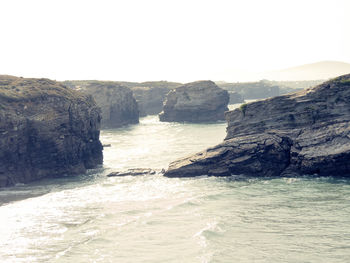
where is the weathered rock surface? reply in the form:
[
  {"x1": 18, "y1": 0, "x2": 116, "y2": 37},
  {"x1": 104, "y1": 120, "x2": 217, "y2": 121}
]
[
  {"x1": 159, "y1": 81, "x2": 229, "y2": 122},
  {"x1": 64, "y1": 81, "x2": 139, "y2": 128},
  {"x1": 0, "y1": 75, "x2": 103, "y2": 187},
  {"x1": 132, "y1": 86, "x2": 169, "y2": 116},
  {"x1": 131, "y1": 81, "x2": 181, "y2": 116},
  {"x1": 164, "y1": 74, "x2": 350, "y2": 178}
]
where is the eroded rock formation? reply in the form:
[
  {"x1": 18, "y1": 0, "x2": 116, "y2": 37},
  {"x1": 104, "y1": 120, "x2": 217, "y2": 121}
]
[
  {"x1": 131, "y1": 86, "x2": 171, "y2": 117},
  {"x1": 130, "y1": 81, "x2": 181, "y2": 117},
  {"x1": 164, "y1": 74, "x2": 350, "y2": 178},
  {"x1": 64, "y1": 81, "x2": 139, "y2": 128},
  {"x1": 159, "y1": 80, "x2": 229, "y2": 122},
  {"x1": 0, "y1": 76, "x2": 103, "y2": 187}
]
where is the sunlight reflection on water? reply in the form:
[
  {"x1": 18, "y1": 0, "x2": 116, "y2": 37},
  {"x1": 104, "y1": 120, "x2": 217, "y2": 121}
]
[{"x1": 1, "y1": 114, "x2": 350, "y2": 262}]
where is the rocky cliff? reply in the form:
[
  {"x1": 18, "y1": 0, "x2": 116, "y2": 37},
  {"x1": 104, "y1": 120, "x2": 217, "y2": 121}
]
[
  {"x1": 164, "y1": 74, "x2": 350, "y2": 178},
  {"x1": 159, "y1": 81, "x2": 229, "y2": 122},
  {"x1": 131, "y1": 86, "x2": 170, "y2": 117},
  {"x1": 130, "y1": 81, "x2": 181, "y2": 116},
  {"x1": 0, "y1": 76, "x2": 103, "y2": 187},
  {"x1": 64, "y1": 81, "x2": 139, "y2": 128}
]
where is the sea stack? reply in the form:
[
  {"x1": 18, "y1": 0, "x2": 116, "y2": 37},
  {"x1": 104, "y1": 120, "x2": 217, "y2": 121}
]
[
  {"x1": 159, "y1": 80, "x2": 229, "y2": 122},
  {"x1": 164, "y1": 74, "x2": 350, "y2": 178},
  {"x1": 65, "y1": 81, "x2": 139, "y2": 128},
  {"x1": 0, "y1": 76, "x2": 103, "y2": 187}
]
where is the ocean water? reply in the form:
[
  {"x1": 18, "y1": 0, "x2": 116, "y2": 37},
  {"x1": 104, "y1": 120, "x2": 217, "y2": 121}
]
[{"x1": 1, "y1": 115, "x2": 350, "y2": 263}]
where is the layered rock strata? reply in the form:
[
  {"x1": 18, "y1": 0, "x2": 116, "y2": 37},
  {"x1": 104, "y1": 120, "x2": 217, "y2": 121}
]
[
  {"x1": 65, "y1": 81, "x2": 139, "y2": 128},
  {"x1": 0, "y1": 76, "x2": 103, "y2": 187},
  {"x1": 130, "y1": 81, "x2": 181, "y2": 117},
  {"x1": 131, "y1": 86, "x2": 172, "y2": 117},
  {"x1": 164, "y1": 74, "x2": 350, "y2": 178},
  {"x1": 159, "y1": 80, "x2": 229, "y2": 122}
]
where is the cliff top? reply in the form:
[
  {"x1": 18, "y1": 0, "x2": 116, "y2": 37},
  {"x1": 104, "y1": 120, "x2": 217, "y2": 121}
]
[
  {"x1": 63, "y1": 80, "x2": 182, "y2": 90},
  {"x1": 307, "y1": 73, "x2": 350, "y2": 92},
  {"x1": 174, "y1": 80, "x2": 221, "y2": 92},
  {"x1": 0, "y1": 75, "x2": 81, "y2": 103},
  {"x1": 181, "y1": 80, "x2": 216, "y2": 87}
]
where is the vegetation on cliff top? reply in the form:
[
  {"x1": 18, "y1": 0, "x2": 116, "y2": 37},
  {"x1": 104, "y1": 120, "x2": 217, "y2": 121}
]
[
  {"x1": 239, "y1": 103, "x2": 247, "y2": 115},
  {"x1": 0, "y1": 75, "x2": 82, "y2": 103}
]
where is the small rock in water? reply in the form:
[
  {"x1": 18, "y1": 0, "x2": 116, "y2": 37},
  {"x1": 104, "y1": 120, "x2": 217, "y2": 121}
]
[{"x1": 107, "y1": 168, "x2": 156, "y2": 177}]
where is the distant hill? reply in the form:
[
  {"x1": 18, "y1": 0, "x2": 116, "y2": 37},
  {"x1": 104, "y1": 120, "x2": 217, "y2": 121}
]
[{"x1": 264, "y1": 61, "x2": 350, "y2": 81}]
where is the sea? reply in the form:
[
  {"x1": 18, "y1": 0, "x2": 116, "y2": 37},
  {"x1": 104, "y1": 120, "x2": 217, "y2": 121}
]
[{"x1": 1, "y1": 111, "x2": 350, "y2": 262}]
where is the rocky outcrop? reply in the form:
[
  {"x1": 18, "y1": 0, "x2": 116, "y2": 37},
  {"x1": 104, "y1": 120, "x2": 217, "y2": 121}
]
[
  {"x1": 65, "y1": 80, "x2": 181, "y2": 118},
  {"x1": 159, "y1": 80, "x2": 229, "y2": 122},
  {"x1": 64, "y1": 81, "x2": 139, "y2": 128},
  {"x1": 218, "y1": 80, "x2": 280, "y2": 100},
  {"x1": 131, "y1": 86, "x2": 169, "y2": 117},
  {"x1": 131, "y1": 87, "x2": 169, "y2": 116},
  {"x1": 130, "y1": 81, "x2": 181, "y2": 116},
  {"x1": 0, "y1": 76, "x2": 103, "y2": 187},
  {"x1": 164, "y1": 74, "x2": 350, "y2": 178},
  {"x1": 107, "y1": 168, "x2": 156, "y2": 177}
]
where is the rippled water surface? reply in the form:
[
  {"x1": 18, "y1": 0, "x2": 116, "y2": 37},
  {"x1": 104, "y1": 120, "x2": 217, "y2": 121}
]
[{"x1": 1, "y1": 115, "x2": 350, "y2": 262}]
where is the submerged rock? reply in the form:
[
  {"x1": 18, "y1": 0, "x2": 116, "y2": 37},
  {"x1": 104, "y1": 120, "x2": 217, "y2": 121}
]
[
  {"x1": 64, "y1": 81, "x2": 139, "y2": 128},
  {"x1": 164, "y1": 74, "x2": 350, "y2": 178},
  {"x1": 107, "y1": 168, "x2": 156, "y2": 177},
  {"x1": 0, "y1": 75, "x2": 103, "y2": 187},
  {"x1": 159, "y1": 80, "x2": 229, "y2": 122}
]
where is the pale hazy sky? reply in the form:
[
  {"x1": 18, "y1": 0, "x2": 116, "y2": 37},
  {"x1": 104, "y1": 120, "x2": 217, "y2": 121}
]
[{"x1": 0, "y1": 0, "x2": 349, "y2": 82}]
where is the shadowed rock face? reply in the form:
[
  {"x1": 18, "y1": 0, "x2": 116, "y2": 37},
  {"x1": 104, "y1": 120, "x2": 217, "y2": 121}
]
[
  {"x1": 65, "y1": 81, "x2": 139, "y2": 129},
  {"x1": 159, "y1": 80, "x2": 229, "y2": 122},
  {"x1": 131, "y1": 86, "x2": 172, "y2": 117},
  {"x1": 65, "y1": 80, "x2": 181, "y2": 118},
  {"x1": 129, "y1": 81, "x2": 181, "y2": 117},
  {"x1": 0, "y1": 76, "x2": 103, "y2": 187},
  {"x1": 164, "y1": 74, "x2": 350, "y2": 178}
]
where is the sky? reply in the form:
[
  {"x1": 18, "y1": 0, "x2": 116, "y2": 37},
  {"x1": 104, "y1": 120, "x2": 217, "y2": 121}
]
[{"x1": 0, "y1": 0, "x2": 349, "y2": 82}]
